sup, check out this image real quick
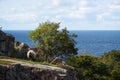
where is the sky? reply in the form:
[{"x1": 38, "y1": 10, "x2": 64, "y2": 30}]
[{"x1": 0, "y1": 0, "x2": 120, "y2": 30}]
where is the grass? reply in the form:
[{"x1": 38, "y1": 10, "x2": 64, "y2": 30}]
[
  {"x1": 0, "y1": 55, "x2": 57, "y2": 67},
  {"x1": 0, "y1": 55, "x2": 70, "y2": 70},
  {"x1": 0, "y1": 59, "x2": 14, "y2": 65},
  {"x1": 25, "y1": 60, "x2": 57, "y2": 67},
  {"x1": 0, "y1": 55, "x2": 11, "y2": 59}
]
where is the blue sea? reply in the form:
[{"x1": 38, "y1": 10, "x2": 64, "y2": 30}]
[{"x1": 4, "y1": 30, "x2": 120, "y2": 56}]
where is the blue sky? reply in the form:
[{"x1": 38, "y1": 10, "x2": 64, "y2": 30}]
[{"x1": 0, "y1": 0, "x2": 120, "y2": 30}]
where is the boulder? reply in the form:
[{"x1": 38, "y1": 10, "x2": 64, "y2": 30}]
[
  {"x1": 14, "y1": 41, "x2": 30, "y2": 58},
  {"x1": 0, "y1": 30, "x2": 15, "y2": 56}
]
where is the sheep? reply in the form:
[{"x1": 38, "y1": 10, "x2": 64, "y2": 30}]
[{"x1": 27, "y1": 50, "x2": 37, "y2": 61}]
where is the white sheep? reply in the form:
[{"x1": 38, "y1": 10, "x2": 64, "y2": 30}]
[{"x1": 27, "y1": 50, "x2": 36, "y2": 61}]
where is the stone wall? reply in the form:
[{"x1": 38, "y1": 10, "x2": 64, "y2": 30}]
[{"x1": 0, "y1": 64, "x2": 76, "y2": 80}]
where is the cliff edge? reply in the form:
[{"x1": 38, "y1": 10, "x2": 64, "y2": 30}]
[{"x1": 0, "y1": 59, "x2": 76, "y2": 80}]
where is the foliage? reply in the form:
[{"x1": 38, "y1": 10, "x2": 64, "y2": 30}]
[
  {"x1": 67, "y1": 54, "x2": 109, "y2": 80},
  {"x1": 29, "y1": 21, "x2": 120, "y2": 79},
  {"x1": 29, "y1": 21, "x2": 78, "y2": 61},
  {"x1": 101, "y1": 50, "x2": 120, "y2": 70},
  {"x1": 110, "y1": 69, "x2": 120, "y2": 80},
  {"x1": 101, "y1": 50, "x2": 120, "y2": 80},
  {"x1": 67, "y1": 50, "x2": 120, "y2": 80}
]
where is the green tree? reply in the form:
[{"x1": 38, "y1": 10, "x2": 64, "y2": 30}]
[
  {"x1": 110, "y1": 69, "x2": 120, "y2": 80},
  {"x1": 101, "y1": 50, "x2": 120, "y2": 70},
  {"x1": 29, "y1": 21, "x2": 78, "y2": 61},
  {"x1": 101, "y1": 50, "x2": 120, "y2": 80},
  {"x1": 67, "y1": 54, "x2": 109, "y2": 80}
]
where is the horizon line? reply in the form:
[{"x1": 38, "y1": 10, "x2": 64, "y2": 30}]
[{"x1": 2, "y1": 29, "x2": 120, "y2": 31}]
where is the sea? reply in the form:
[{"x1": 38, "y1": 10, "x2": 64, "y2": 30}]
[{"x1": 4, "y1": 30, "x2": 120, "y2": 56}]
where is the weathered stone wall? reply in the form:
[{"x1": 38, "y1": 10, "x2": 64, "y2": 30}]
[{"x1": 0, "y1": 64, "x2": 76, "y2": 80}]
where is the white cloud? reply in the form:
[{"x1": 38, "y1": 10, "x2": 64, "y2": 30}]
[
  {"x1": 112, "y1": 0, "x2": 120, "y2": 5},
  {"x1": 96, "y1": 12, "x2": 110, "y2": 21},
  {"x1": 109, "y1": 5, "x2": 120, "y2": 10},
  {"x1": 96, "y1": 0, "x2": 120, "y2": 23},
  {"x1": 69, "y1": 7, "x2": 92, "y2": 19},
  {"x1": 0, "y1": 0, "x2": 120, "y2": 30},
  {"x1": 96, "y1": 11, "x2": 120, "y2": 22},
  {"x1": 79, "y1": 0, "x2": 88, "y2": 7},
  {"x1": 1, "y1": 12, "x2": 38, "y2": 22},
  {"x1": 52, "y1": 0, "x2": 61, "y2": 6}
]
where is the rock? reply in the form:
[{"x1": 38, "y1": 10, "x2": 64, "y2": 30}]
[
  {"x1": 6, "y1": 64, "x2": 31, "y2": 80},
  {"x1": 14, "y1": 41, "x2": 30, "y2": 58},
  {"x1": 0, "y1": 64, "x2": 76, "y2": 80},
  {"x1": 14, "y1": 41, "x2": 21, "y2": 47},
  {"x1": 0, "y1": 30, "x2": 15, "y2": 56}
]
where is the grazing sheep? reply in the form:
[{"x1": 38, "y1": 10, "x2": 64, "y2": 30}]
[{"x1": 27, "y1": 50, "x2": 37, "y2": 61}]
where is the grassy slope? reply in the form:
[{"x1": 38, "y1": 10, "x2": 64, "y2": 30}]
[{"x1": 0, "y1": 55, "x2": 56, "y2": 66}]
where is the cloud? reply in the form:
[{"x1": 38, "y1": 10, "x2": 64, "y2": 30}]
[
  {"x1": 109, "y1": 5, "x2": 120, "y2": 11},
  {"x1": 1, "y1": 12, "x2": 38, "y2": 22},
  {"x1": 96, "y1": 12, "x2": 110, "y2": 21},
  {"x1": 79, "y1": 0, "x2": 88, "y2": 7},
  {"x1": 69, "y1": 7, "x2": 92, "y2": 19},
  {"x1": 97, "y1": 12, "x2": 120, "y2": 22},
  {"x1": 0, "y1": 0, "x2": 95, "y2": 22},
  {"x1": 52, "y1": 0, "x2": 61, "y2": 6},
  {"x1": 96, "y1": 0, "x2": 120, "y2": 22},
  {"x1": 0, "y1": 0, "x2": 120, "y2": 30},
  {"x1": 0, "y1": 0, "x2": 38, "y2": 22}
]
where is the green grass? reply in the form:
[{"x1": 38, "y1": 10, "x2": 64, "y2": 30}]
[
  {"x1": 26, "y1": 60, "x2": 57, "y2": 67},
  {"x1": 0, "y1": 55, "x2": 57, "y2": 67},
  {"x1": 0, "y1": 59, "x2": 14, "y2": 65}
]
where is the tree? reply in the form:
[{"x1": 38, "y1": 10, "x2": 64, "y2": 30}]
[
  {"x1": 29, "y1": 21, "x2": 78, "y2": 61},
  {"x1": 110, "y1": 69, "x2": 120, "y2": 80},
  {"x1": 67, "y1": 54, "x2": 109, "y2": 80},
  {"x1": 101, "y1": 50, "x2": 120, "y2": 80},
  {"x1": 101, "y1": 50, "x2": 120, "y2": 70}
]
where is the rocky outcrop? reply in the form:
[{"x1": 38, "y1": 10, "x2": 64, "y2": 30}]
[
  {"x1": 0, "y1": 30, "x2": 37, "y2": 59},
  {"x1": 0, "y1": 64, "x2": 76, "y2": 80},
  {"x1": 14, "y1": 41, "x2": 30, "y2": 58},
  {"x1": 0, "y1": 30, "x2": 15, "y2": 56}
]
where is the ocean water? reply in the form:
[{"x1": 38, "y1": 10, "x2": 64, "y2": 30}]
[
  {"x1": 4, "y1": 30, "x2": 120, "y2": 56},
  {"x1": 4, "y1": 30, "x2": 35, "y2": 47}
]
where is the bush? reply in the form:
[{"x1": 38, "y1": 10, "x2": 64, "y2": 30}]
[
  {"x1": 67, "y1": 54, "x2": 109, "y2": 80},
  {"x1": 101, "y1": 50, "x2": 120, "y2": 70},
  {"x1": 109, "y1": 69, "x2": 120, "y2": 80}
]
